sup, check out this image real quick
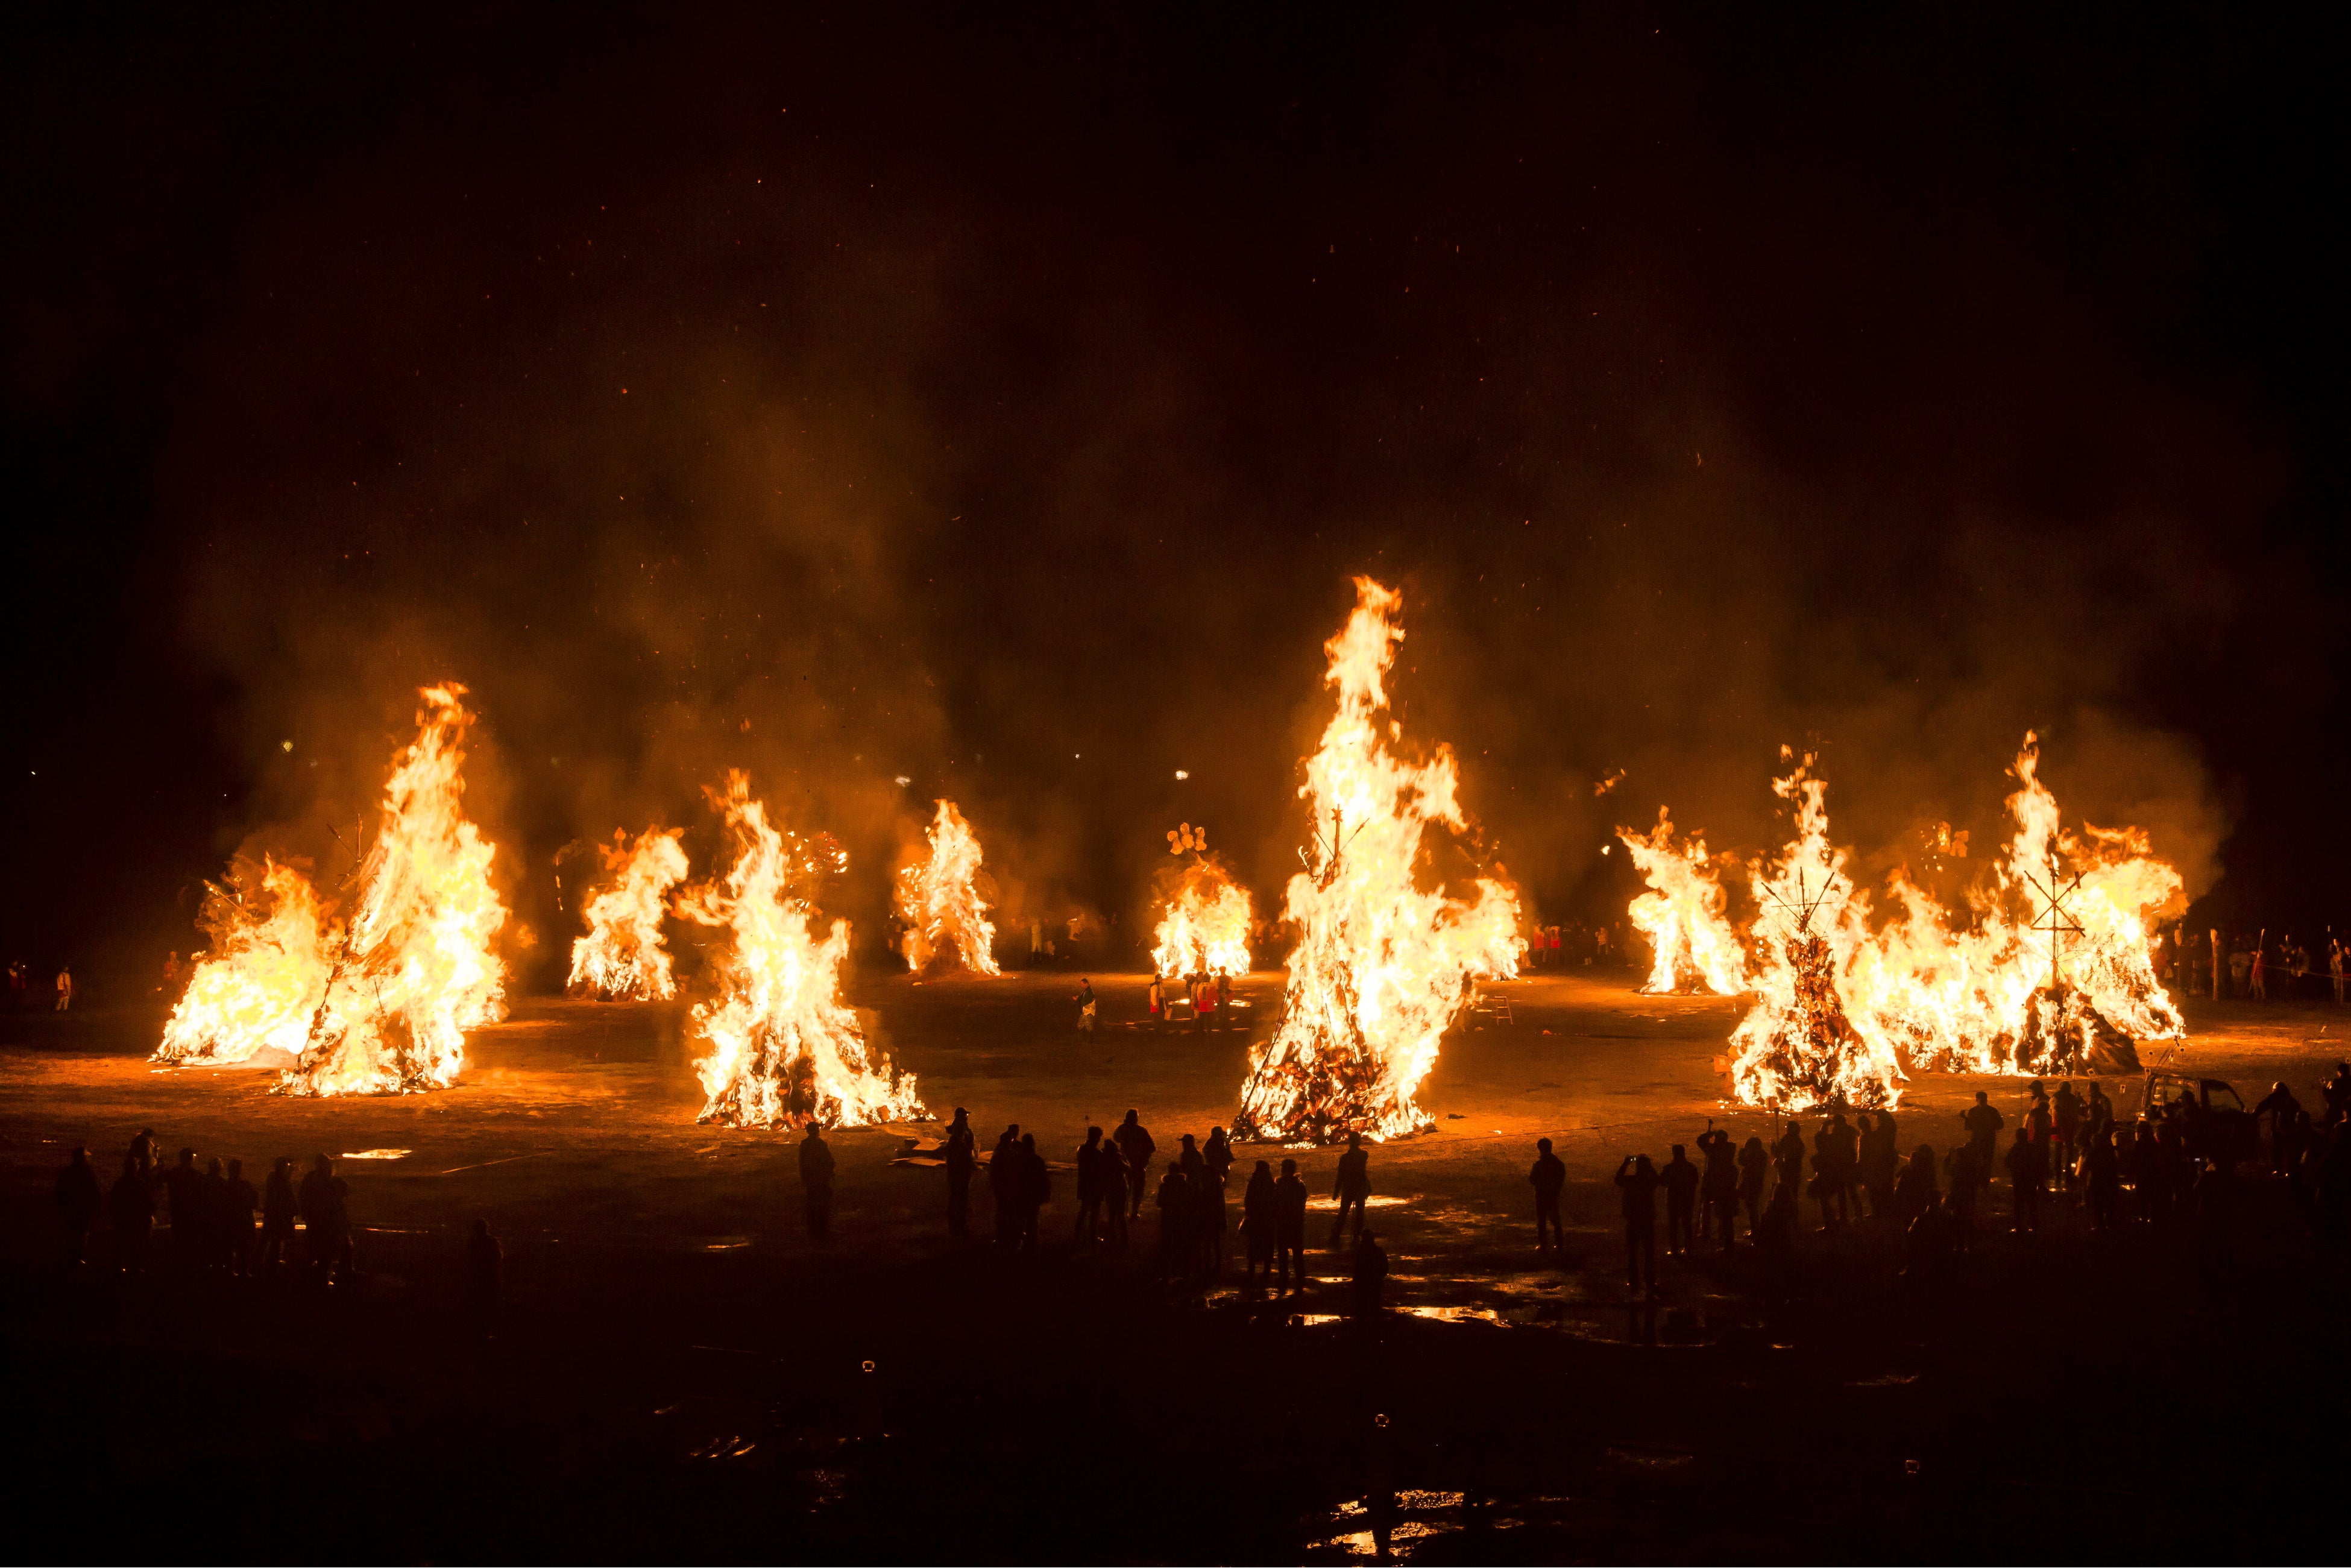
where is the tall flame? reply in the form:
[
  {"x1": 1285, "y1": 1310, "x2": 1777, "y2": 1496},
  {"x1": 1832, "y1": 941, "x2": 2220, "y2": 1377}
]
[
  {"x1": 1718, "y1": 735, "x2": 2186, "y2": 1110},
  {"x1": 1619, "y1": 807, "x2": 1746, "y2": 995},
  {"x1": 1851, "y1": 733, "x2": 2183, "y2": 1075},
  {"x1": 1725, "y1": 754, "x2": 1905, "y2": 1112},
  {"x1": 679, "y1": 772, "x2": 924, "y2": 1128},
  {"x1": 156, "y1": 855, "x2": 334, "y2": 1066},
  {"x1": 280, "y1": 684, "x2": 510, "y2": 1096},
  {"x1": 1152, "y1": 855, "x2": 1254, "y2": 977},
  {"x1": 893, "y1": 799, "x2": 999, "y2": 977},
  {"x1": 568, "y1": 827, "x2": 690, "y2": 999},
  {"x1": 1233, "y1": 579, "x2": 1523, "y2": 1143}
]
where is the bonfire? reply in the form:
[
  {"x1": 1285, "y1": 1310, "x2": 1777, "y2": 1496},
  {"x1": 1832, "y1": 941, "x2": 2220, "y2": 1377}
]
[
  {"x1": 1724, "y1": 754, "x2": 1904, "y2": 1112},
  {"x1": 679, "y1": 772, "x2": 923, "y2": 1129},
  {"x1": 1152, "y1": 854, "x2": 1254, "y2": 978},
  {"x1": 894, "y1": 799, "x2": 999, "y2": 977},
  {"x1": 1619, "y1": 807, "x2": 1746, "y2": 995},
  {"x1": 1852, "y1": 734, "x2": 2179, "y2": 1076},
  {"x1": 157, "y1": 684, "x2": 510, "y2": 1095},
  {"x1": 1233, "y1": 578, "x2": 1523, "y2": 1143},
  {"x1": 568, "y1": 827, "x2": 690, "y2": 999}
]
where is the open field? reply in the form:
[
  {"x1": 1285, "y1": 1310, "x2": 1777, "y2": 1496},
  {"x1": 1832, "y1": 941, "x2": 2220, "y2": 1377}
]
[{"x1": 3, "y1": 970, "x2": 2345, "y2": 1561}]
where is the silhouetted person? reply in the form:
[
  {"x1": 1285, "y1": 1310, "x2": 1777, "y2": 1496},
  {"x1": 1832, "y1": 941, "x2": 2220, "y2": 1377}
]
[
  {"x1": 1115, "y1": 1110, "x2": 1155, "y2": 1218},
  {"x1": 1737, "y1": 1135, "x2": 1770, "y2": 1235},
  {"x1": 259, "y1": 1157, "x2": 297, "y2": 1269},
  {"x1": 1274, "y1": 1158, "x2": 1308, "y2": 1292},
  {"x1": 2323, "y1": 1062, "x2": 2351, "y2": 1130},
  {"x1": 109, "y1": 1153, "x2": 153, "y2": 1273},
  {"x1": 1529, "y1": 1138, "x2": 1566, "y2": 1252},
  {"x1": 2004, "y1": 1129, "x2": 2045, "y2": 1232},
  {"x1": 1813, "y1": 1111, "x2": 1859, "y2": 1229},
  {"x1": 944, "y1": 1108, "x2": 976, "y2": 1238},
  {"x1": 1661, "y1": 1144, "x2": 1699, "y2": 1255},
  {"x1": 1755, "y1": 1183, "x2": 1796, "y2": 1305},
  {"x1": 55, "y1": 1146, "x2": 101, "y2": 1267},
  {"x1": 2084, "y1": 1125, "x2": 2122, "y2": 1232},
  {"x1": 1204, "y1": 1126, "x2": 1234, "y2": 1192},
  {"x1": 300, "y1": 1155, "x2": 349, "y2": 1280},
  {"x1": 2195, "y1": 1157, "x2": 2236, "y2": 1277},
  {"x1": 1904, "y1": 1192, "x2": 1954, "y2": 1282},
  {"x1": 1097, "y1": 1136, "x2": 1130, "y2": 1247},
  {"x1": 989, "y1": 1125, "x2": 1021, "y2": 1244},
  {"x1": 1197, "y1": 1153, "x2": 1228, "y2": 1278},
  {"x1": 163, "y1": 1147, "x2": 203, "y2": 1269},
  {"x1": 1075, "y1": 1126, "x2": 1110, "y2": 1243},
  {"x1": 2315, "y1": 1131, "x2": 2351, "y2": 1252},
  {"x1": 1962, "y1": 1091, "x2": 2004, "y2": 1165},
  {"x1": 799, "y1": 1123, "x2": 836, "y2": 1238},
  {"x1": 1178, "y1": 1132, "x2": 1204, "y2": 1186},
  {"x1": 2255, "y1": 1082, "x2": 2305, "y2": 1175},
  {"x1": 224, "y1": 1158, "x2": 258, "y2": 1276},
  {"x1": 464, "y1": 1218, "x2": 501, "y2": 1338},
  {"x1": 1615, "y1": 1154, "x2": 1659, "y2": 1297},
  {"x1": 200, "y1": 1157, "x2": 231, "y2": 1273},
  {"x1": 129, "y1": 1129, "x2": 158, "y2": 1182},
  {"x1": 1944, "y1": 1145, "x2": 1981, "y2": 1253},
  {"x1": 1017, "y1": 1132, "x2": 1050, "y2": 1249},
  {"x1": 1242, "y1": 1160, "x2": 1278, "y2": 1288},
  {"x1": 1860, "y1": 1110, "x2": 1899, "y2": 1218},
  {"x1": 1770, "y1": 1119, "x2": 1806, "y2": 1202},
  {"x1": 1156, "y1": 1165, "x2": 1195, "y2": 1278},
  {"x1": 2129, "y1": 1121, "x2": 2165, "y2": 1223},
  {"x1": 1695, "y1": 1127, "x2": 1737, "y2": 1250},
  {"x1": 1331, "y1": 1133, "x2": 1371, "y2": 1248},
  {"x1": 2051, "y1": 1083, "x2": 2083, "y2": 1191},
  {"x1": 1892, "y1": 1145, "x2": 1937, "y2": 1230},
  {"x1": 1350, "y1": 1228, "x2": 1388, "y2": 1317}
]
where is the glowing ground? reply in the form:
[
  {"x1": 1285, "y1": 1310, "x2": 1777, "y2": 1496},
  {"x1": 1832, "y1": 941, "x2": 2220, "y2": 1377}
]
[{"x1": 2, "y1": 972, "x2": 2344, "y2": 1561}]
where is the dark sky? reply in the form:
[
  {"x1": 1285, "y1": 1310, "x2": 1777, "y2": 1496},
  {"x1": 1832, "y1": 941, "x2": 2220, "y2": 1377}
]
[{"x1": 4, "y1": 4, "x2": 2341, "y2": 987}]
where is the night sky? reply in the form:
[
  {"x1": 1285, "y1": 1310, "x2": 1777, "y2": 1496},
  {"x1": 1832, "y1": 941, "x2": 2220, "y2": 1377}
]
[{"x1": 4, "y1": 5, "x2": 2341, "y2": 989}]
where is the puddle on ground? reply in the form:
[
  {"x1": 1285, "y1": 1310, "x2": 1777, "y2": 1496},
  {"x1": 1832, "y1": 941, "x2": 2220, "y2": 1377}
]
[
  {"x1": 341, "y1": 1148, "x2": 411, "y2": 1160},
  {"x1": 1402, "y1": 1305, "x2": 1509, "y2": 1326}
]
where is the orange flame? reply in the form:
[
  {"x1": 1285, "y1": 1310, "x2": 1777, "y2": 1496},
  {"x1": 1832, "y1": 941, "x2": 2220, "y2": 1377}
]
[
  {"x1": 679, "y1": 772, "x2": 924, "y2": 1128},
  {"x1": 1152, "y1": 855, "x2": 1254, "y2": 977},
  {"x1": 1850, "y1": 733, "x2": 2184, "y2": 1075},
  {"x1": 1234, "y1": 579, "x2": 1523, "y2": 1143},
  {"x1": 156, "y1": 855, "x2": 333, "y2": 1066},
  {"x1": 568, "y1": 827, "x2": 690, "y2": 999},
  {"x1": 280, "y1": 684, "x2": 510, "y2": 1096},
  {"x1": 1720, "y1": 735, "x2": 2187, "y2": 1110},
  {"x1": 1618, "y1": 807, "x2": 1746, "y2": 995},
  {"x1": 893, "y1": 799, "x2": 999, "y2": 977},
  {"x1": 1725, "y1": 754, "x2": 1906, "y2": 1112}
]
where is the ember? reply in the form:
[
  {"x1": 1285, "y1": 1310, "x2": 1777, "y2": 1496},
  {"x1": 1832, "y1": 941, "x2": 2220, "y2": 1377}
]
[
  {"x1": 1233, "y1": 579, "x2": 1523, "y2": 1143},
  {"x1": 680, "y1": 772, "x2": 923, "y2": 1128}
]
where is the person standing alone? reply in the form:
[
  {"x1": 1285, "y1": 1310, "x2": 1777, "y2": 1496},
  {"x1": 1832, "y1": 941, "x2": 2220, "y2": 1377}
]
[
  {"x1": 798, "y1": 1123, "x2": 836, "y2": 1239},
  {"x1": 1529, "y1": 1138, "x2": 1566, "y2": 1253},
  {"x1": 1330, "y1": 1133, "x2": 1371, "y2": 1248}
]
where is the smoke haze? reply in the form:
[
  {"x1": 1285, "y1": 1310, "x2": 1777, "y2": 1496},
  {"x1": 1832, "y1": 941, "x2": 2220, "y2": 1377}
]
[{"x1": 4, "y1": 6, "x2": 2335, "y2": 985}]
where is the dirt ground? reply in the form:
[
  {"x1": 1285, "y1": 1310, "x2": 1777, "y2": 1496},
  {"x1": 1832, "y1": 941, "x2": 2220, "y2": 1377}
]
[{"x1": 3, "y1": 968, "x2": 2346, "y2": 1563}]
